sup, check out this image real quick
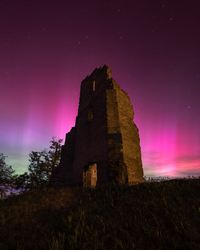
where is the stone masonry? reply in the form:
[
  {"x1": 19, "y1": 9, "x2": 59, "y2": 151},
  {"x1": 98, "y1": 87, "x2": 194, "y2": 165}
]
[{"x1": 51, "y1": 65, "x2": 146, "y2": 188}]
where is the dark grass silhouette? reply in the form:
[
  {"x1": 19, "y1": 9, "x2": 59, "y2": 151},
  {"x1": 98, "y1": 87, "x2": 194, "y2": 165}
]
[{"x1": 1, "y1": 176, "x2": 200, "y2": 249}]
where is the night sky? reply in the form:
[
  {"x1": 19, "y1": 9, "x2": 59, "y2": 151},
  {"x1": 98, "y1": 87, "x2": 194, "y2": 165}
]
[{"x1": 1, "y1": 0, "x2": 200, "y2": 179}]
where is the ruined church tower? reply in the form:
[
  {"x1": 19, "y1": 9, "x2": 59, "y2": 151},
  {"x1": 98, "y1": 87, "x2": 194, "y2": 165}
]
[{"x1": 51, "y1": 65, "x2": 146, "y2": 187}]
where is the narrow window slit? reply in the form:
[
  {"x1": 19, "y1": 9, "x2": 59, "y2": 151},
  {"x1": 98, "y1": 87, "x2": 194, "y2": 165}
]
[{"x1": 93, "y1": 80, "x2": 95, "y2": 91}]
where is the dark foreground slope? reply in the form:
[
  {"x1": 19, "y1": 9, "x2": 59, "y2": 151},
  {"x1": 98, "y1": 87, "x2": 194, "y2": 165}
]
[{"x1": 1, "y1": 177, "x2": 200, "y2": 250}]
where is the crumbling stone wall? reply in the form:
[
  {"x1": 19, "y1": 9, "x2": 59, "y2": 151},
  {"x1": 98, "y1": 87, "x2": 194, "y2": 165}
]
[{"x1": 51, "y1": 65, "x2": 145, "y2": 187}]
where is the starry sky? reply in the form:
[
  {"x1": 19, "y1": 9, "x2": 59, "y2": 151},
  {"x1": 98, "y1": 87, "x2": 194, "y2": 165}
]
[{"x1": 0, "y1": 0, "x2": 200, "y2": 179}]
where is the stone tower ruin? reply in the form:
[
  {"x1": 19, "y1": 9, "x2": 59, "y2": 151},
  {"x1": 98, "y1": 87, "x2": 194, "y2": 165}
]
[{"x1": 51, "y1": 65, "x2": 146, "y2": 188}]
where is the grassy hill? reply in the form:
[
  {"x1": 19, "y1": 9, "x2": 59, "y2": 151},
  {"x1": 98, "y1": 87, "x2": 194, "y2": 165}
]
[{"x1": 0, "y1": 177, "x2": 200, "y2": 250}]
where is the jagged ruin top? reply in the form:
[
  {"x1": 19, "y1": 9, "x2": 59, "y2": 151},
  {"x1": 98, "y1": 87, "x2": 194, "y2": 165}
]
[{"x1": 82, "y1": 64, "x2": 112, "y2": 83}]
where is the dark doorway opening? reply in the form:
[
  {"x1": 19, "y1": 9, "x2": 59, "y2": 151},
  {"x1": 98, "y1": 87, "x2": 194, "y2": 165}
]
[{"x1": 83, "y1": 163, "x2": 97, "y2": 187}]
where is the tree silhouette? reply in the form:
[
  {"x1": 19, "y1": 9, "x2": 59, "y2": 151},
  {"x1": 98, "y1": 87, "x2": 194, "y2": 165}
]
[
  {"x1": 0, "y1": 153, "x2": 15, "y2": 198},
  {"x1": 15, "y1": 137, "x2": 63, "y2": 190}
]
